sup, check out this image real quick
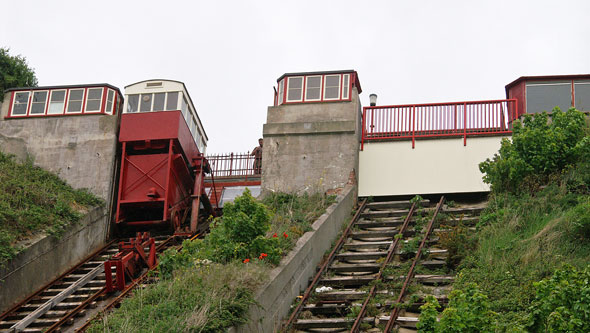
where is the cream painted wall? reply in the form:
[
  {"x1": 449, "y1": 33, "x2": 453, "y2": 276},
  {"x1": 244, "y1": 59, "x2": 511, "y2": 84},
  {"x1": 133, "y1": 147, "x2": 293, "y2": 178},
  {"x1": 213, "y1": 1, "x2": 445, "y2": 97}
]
[{"x1": 358, "y1": 136, "x2": 509, "y2": 197}]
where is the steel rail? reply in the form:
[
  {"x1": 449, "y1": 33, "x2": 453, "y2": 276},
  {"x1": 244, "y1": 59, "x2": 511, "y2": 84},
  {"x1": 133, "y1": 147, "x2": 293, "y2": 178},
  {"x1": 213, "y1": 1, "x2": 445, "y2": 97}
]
[
  {"x1": 0, "y1": 239, "x2": 117, "y2": 322},
  {"x1": 383, "y1": 196, "x2": 445, "y2": 333},
  {"x1": 281, "y1": 199, "x2": 367, "y2": 332},
  {"x1": 350, "y1": 202, "x2": 417, "y2": 332}
]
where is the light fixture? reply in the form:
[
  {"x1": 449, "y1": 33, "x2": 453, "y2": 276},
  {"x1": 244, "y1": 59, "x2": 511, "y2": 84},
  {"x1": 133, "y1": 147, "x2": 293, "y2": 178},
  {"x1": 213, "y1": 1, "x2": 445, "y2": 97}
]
[{"x1": 369, "y1": 93, "x2": 378, "y2": 106}]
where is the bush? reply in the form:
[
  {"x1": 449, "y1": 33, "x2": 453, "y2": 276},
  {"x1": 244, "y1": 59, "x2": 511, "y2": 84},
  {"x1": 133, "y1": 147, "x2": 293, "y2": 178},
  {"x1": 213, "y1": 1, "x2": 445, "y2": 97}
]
[
  {"x1": 159, "y1": 189, "x2": 288, "y2": 276},
  {"x1": 528, "y1": 265, "x2": 590, "y2": 332},
  {"x1": 479, "y1": 108, "x2": 586, "y2": 193},
  {"x1": 418, "y1": 284, "x2": 498, "y2": 332},
  {"x1": 566, "y1": 198, "x2": 590, "y2": 239}
]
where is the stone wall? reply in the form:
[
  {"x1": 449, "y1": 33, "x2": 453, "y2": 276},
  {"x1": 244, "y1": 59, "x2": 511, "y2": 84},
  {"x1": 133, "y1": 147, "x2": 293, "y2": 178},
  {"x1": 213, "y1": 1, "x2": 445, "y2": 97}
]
[
  {"x1": 262, "y1": 88, "x2": 361, "y2": 194},
  {"x1": 230, "y1": 184, "x2": 356, "y2": 333},
  {"x1": 0, "y1": 207, "x2": 109, "y2": 313}
]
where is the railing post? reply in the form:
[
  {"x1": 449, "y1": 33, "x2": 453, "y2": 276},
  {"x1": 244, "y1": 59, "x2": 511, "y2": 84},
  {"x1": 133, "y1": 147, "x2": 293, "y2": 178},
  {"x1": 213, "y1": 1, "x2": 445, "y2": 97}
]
[
  {"x1": 229, "y1": 153, "x2": 233, "y2": 176},
  {"x1": 463, "y1": 102, "x2": 467, "y2": 146},
  {"x1": 454, "y1": 104, "x2": 457, "y2": 132},
  {"x1": 361, "y1": 108, "x2": 366, "y2": 151},
  {"x1": 412, "y1": 105, "x2": 415, "y2": 149}
]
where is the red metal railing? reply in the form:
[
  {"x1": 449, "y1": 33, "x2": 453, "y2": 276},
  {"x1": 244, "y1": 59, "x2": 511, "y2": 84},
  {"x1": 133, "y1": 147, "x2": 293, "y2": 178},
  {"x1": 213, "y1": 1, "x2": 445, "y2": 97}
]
[
  {"x1": 206, "y1": 152, "x2": 259, "y2": 178},
  {"x1": 361, "y1": 99, "x2": 518, "y2": 149}
]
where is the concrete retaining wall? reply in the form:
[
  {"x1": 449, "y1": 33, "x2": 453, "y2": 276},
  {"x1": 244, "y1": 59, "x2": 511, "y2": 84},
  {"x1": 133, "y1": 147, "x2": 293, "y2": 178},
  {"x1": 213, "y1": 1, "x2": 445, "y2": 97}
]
[
  {"x1": 231, "y1": 184, "x2": 356, "y2": 333},
  {"x1": 0, "y1": 207, "x2": 109, "y2": 313},
  {"x1": 359, "y1": 136, "x2": 508, "y2": 197}
]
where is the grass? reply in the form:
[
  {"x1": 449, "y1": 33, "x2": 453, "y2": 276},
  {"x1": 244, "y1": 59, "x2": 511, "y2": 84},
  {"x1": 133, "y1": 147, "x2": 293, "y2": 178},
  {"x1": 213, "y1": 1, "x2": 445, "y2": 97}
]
[
  {"x1": 453, "y1": 180, "x2": 590, "y2": 329},
  {"x1": 0, "y1": 152, "x2": 103, "y2": 264},
  {"x1": 88, "y1": 262, "x2": 270, "y2": 333},
  {"x1": 262, "y1": 191, "x2": 336, "y2": 247}
]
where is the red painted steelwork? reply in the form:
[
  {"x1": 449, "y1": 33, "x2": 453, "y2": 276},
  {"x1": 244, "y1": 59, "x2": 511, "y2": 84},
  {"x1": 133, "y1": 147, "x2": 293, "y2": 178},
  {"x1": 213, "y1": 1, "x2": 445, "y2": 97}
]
[
  {"x1": 361, "y1": 99, "x2": 518, "y2": 149},
  {"x1": 104, "y1": 232, "x2": 157, "y2": 293},
  {"x1": 206, "y1": 152, "x2": 258, "y2": 178},
  {"x1": 116, "y1": 111, "x2": 211, "y2": 233}
]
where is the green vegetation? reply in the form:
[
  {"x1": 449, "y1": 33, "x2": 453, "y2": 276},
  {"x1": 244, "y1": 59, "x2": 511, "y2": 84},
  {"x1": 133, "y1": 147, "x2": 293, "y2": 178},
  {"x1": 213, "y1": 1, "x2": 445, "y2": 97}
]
[
  {"x1": 419, "y1": 108, "x2": 590, "y2": 332},
  {"x1": 90, "y1": 189, "x2": 336, "y2": 332},
  {"x1": 89, "y1": 262, "x2": 269, "y2": 333},
  {"x1": 0, "y1": 47, "x2": 38, "y2": 102},
  {"x1": 418, "y1": 285, "x2": 497, "y2": 333},
  {"x1": 0, "y1": 152, "x2": 103, "y2": 263}
]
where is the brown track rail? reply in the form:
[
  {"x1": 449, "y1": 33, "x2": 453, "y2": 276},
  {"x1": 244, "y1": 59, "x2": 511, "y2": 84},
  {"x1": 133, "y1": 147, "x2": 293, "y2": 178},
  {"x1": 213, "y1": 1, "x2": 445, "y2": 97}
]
[
  {"x1": 282, "y1": 199, "x2": 367, "y2": 332},
  {"x1": 0, "y1": 240, "x2": 117, "y2": 324},
  {"x1": 350, "y1": 202, "x2": 417, "y2": 332},
  {"x1": 383, "y1": 196, "x2": 445, "y2": 332}
]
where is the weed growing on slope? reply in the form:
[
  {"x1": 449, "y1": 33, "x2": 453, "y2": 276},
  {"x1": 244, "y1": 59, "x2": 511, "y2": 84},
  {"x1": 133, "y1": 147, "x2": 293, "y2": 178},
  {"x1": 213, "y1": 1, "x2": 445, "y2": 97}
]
[{"x1": 0, "y1": 152, "x2": 103, "y2": 263}]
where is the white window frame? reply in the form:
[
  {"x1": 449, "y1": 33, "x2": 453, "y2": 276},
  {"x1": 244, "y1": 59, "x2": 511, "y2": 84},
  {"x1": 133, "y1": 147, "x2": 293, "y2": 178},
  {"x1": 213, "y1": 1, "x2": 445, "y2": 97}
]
[
  {"x1": 84, "y1": 87, "x2": 103, "y2": 113},
  {"x1": 304, "y1": 76, "x2": 323, "y2": 102},
  {"x1": 29, "y1": 90, "x2": 49, "y2": 115},
  {"x1": 126, "y1": 94, "x2": 140, "y2": 113},
  {"x1": 152, "y1": 92, "x2": 166, "y2": 111},
  {"x1": 11, "y1": 91, "x2": 30, "y2": 117},
  {"x1": 278, "y1": 79, "x2": 285, "y2": 105},
  {"x1": 286, "y1": 76, "x2": 304, "y2": 102},
  {"x1": 48, "y1": 89, "x2": 67, "y2": 115},
  {"x1": 66, "y1": 88, "x2": 86, "y2": 114},
  {"x1": 105, "y1": 89, "x2": 115, "y2": 114},
  {"x1": 341, "y1": 74, "x2": 350, "y2": 100},
  {"x1": 165, "y1": 91, "x2": 179, "y2": 111},
  {"x1": 323, "y1": 75, "x2": 341, "y2": 101},
  {"x1": 139, "y1": 93, "x2": 154, "y2": 112}
]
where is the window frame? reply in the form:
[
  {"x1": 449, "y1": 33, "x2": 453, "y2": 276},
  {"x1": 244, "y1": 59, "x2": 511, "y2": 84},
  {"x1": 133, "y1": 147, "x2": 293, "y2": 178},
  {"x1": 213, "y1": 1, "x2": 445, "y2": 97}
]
[
  {"x1": 66, "y1": 88, "x2": 86, "y2": 114},
  {"x1": 139, "y1": 93, "x2": 154, "y2": 112},
  {"x1": 165, "y1": 91, "x2": 179, "y2": 111},
  {"x1": 105, "y1": 89, "x2": 115, "y2": 114},
  {"x1": 28, "y1": 90, "x2": 49, "y2": 115},
  {"x1": 84, "y1": 87, "x2": 104, "y2": 113},
  {"x1": 10, "y1": 91, "x2": 31, "y2": 117},
  {"x1": 341, "y1": 74, "x2": 350, "y2": 100},
  {"x1": 286, "y1": 76, "x2": 304, "y2": 102},
  {"x1": 47, "y1": 89, "x2": 67, "y2": 115},
  {"x1": 304, "y1": 75, "x2": 323, "y2": 102},
  {"x1": 323, "y1": 75, "x2": 341, "y2": 101},
  {"x1": 278, "y1": 79, "x2": 285, "y2": 105}
]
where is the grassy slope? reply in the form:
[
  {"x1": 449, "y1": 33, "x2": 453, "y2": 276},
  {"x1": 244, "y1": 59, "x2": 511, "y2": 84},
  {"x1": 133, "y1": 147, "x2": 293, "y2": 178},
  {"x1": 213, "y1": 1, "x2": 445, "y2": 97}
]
[
  {"x1": 454, "y1": 178, "x2": 590, "y2": 329},
  {"x1": 0, "y1": 152, "x2": 103, "y2": 263},
  {"x1": 89, "y1": 262, "x2": 270, "y2": 333}
]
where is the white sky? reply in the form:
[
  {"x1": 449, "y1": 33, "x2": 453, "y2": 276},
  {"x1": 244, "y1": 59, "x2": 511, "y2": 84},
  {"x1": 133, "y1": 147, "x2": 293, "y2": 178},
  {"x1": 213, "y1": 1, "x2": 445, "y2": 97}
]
[{"x1": 2, "y1": 0, "x2": 589, "y2": 154}]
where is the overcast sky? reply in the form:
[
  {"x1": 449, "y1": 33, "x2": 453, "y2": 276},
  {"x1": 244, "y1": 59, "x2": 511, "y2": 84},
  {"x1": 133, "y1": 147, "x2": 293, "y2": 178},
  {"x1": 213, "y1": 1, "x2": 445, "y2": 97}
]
[{"x1": 2, "y1": 0, "x2": 589, "y2": 154}]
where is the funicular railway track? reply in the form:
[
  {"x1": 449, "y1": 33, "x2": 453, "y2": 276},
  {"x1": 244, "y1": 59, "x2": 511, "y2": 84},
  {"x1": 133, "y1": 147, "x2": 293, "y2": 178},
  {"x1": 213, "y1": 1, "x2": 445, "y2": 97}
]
[
  {"x1": 284, "y1": 197, "x2": 484, "y2": 332},
  {"x1": 0, "y1": 234, "x2": 186, "y2": 333}
]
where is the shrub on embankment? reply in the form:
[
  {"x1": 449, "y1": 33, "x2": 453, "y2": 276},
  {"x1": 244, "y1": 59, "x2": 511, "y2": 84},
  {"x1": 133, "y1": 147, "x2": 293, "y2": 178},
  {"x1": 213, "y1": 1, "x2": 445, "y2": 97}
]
[
  {"x1": 418, "y1": 108, "x2": 590, "y2": 332},
  {"x1": 0, "y1": 152, "x2": 103, "y2": 264},
  {"x1": 89, "y1": 189, "x2": 335, "y2": 332}
]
